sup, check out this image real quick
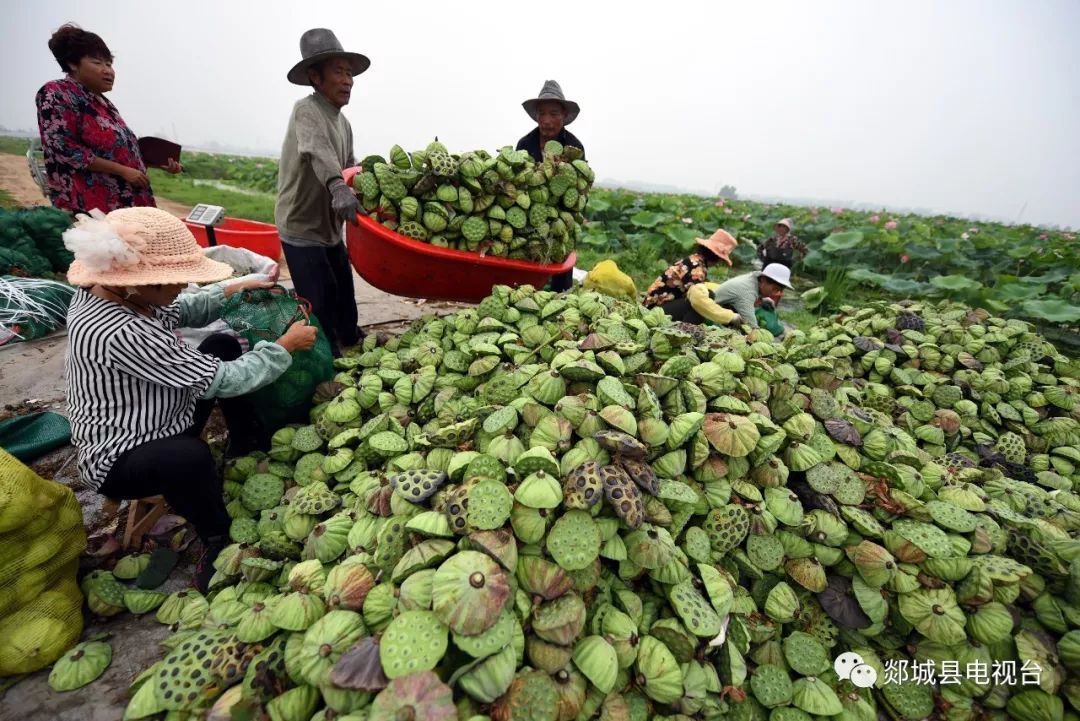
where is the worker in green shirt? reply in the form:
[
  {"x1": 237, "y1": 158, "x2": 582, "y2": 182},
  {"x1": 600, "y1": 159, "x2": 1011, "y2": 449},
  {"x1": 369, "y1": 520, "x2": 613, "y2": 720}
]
[{"x1": 711, "y1": 263, "x2": 793, "y2": 332}]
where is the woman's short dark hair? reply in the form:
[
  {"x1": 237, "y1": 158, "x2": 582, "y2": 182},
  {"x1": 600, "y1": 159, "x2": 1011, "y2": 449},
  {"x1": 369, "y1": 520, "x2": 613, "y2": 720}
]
[{"x1": 48, "y1": 23, "x2": 112, "y2": 74}]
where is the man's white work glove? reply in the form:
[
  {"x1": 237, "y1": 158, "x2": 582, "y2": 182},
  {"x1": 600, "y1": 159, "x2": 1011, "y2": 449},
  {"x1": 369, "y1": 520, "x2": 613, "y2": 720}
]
[{"x1": 328, "y1": 178, "x2": 361, "y2": 226}]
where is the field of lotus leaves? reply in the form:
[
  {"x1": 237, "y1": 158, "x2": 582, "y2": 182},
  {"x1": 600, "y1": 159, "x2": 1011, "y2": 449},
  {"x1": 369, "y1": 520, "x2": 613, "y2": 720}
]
[
  {"x1": 65, "y1": 283, "x2": 1080, "y2": 721},
  {"x1": 576, "y1": 189, "x2": 1080, "y2": 330}
]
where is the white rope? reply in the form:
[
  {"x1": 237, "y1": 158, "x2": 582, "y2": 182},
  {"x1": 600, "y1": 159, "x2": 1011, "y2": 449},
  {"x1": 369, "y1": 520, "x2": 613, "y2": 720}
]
[{"x1": 0, "y1": 276, "x2": 74, "y2": 341}]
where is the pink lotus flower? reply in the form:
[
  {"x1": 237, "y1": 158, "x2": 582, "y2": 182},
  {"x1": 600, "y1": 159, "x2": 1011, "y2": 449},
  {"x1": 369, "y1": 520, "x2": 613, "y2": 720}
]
[
  {"x1": 715, "y1": 200, "x2": 725, "y2": 207},
  {"x1": 968, "y1": 227, "x2": 979, "y2": 233},
  {"x1": 900, "y1": 255, "x2": 909, "y2": 264},
  {"x1": 1065, "y1": 233, "x2": 1076, "y2": 240},
  {"x1": 831, "y1": 207, "x2": 843, "y2": 214},
  {"x1": 1039, "y1": 233, "x2": 1048, "y2": 240},
  {"x1": 869, "y1": 215, "x2": 880, "y2": 224},
  {"x1": 724, "y1": 208, "x2": 732, "y2": 215},
  {"x1": 884, "y1": 220, "x2": 898, "y2": 230},
  {"x1": 961, "y1": 232, "x2": 969, "y2": 240}
]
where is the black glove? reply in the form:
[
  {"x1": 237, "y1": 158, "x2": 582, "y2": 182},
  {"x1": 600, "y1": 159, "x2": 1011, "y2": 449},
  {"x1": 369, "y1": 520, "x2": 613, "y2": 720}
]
[{"x1": 329, "y1": 178, "x2": 361, "y2": 226}]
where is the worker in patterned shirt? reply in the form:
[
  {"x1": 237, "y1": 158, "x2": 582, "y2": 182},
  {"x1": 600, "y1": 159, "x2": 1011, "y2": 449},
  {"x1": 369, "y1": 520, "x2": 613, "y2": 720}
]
[
  {"x1": 642, "y1": 228, "x2": 737, "y2": 309},
  {"x1": 757, "y1": 218, "x2": 807, "y2": 269}
]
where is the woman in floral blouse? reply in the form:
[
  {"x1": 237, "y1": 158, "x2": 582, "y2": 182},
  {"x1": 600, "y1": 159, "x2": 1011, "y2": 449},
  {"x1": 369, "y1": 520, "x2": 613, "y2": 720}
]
[
  {"x1": 642, "y1": 228, "x2": 737, "y2": 309},
  {"x1": 35, "y1": 24, "x2": 181, "y2": 215}
]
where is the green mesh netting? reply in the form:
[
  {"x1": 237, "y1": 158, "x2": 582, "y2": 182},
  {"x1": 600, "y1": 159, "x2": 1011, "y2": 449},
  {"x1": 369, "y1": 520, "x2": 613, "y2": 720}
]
[
  {"x1": 218, "y1": 286, "x2": 334, "y2": 430},
  {"x1": 0, "y1": 207, "x2": 74, "y2": 278}
]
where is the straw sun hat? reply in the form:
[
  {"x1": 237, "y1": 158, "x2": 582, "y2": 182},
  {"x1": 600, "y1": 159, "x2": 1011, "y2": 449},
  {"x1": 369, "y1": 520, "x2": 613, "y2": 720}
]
[
  {"x1": 694, "y1": 228, "x2": 737, "y2": 266},
  {"x1": 62, "y1": 207, "x2": 234, "y2": 287}
]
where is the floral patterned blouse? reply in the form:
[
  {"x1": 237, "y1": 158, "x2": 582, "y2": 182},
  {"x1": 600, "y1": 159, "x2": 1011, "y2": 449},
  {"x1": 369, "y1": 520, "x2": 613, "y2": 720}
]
[
  {"x1": 643, "y1": 252, "x2": 710, "y2": 308},
  {"x1": 35, "y1": 77, "x2": 156, "y2": 214}
]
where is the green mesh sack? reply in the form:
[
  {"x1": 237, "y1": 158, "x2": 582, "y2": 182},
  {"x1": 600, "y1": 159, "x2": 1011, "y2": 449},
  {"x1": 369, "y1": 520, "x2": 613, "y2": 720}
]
[{"x1": 218, "y1": 286, "x2": 335, "y2": 430}]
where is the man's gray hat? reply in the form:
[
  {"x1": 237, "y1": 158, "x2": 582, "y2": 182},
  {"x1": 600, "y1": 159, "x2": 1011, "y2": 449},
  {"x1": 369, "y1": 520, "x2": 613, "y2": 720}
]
[
  {"x1": 287, "y1": 28, "x2": 370, "y2": 86},
  {"x1": 522, "y1": 80, "x2": 580, "y2": 124}
]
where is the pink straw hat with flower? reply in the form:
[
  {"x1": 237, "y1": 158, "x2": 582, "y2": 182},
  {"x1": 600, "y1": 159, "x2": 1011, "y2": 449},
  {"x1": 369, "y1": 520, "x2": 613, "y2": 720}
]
[{"x1": 63, "y1": 207, "x2": 234, "y2": 287}]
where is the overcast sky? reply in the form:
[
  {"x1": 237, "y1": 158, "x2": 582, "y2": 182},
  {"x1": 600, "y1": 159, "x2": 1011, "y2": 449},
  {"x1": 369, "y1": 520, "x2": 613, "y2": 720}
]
[{"x1": 2, "y1": 1, "x2": 1078, "y2": 228}]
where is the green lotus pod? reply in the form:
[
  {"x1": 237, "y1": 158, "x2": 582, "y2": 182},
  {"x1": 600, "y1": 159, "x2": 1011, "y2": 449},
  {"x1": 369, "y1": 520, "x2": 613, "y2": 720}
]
[
  {"x1": 572, "y1": 635, "x2": 618, "y2": 694},
  {"x1": 764, "y1": 487, "x2": 803, "y2": 527},
  {"x1": 235, "y1": 598, "x2": 279, "y2": 642},
  {"x1": 378, "y1": 609, "x2": 448, "y2": 680},
  {"x1": 510, "y1": 504, "x2": 550, "y2": 545},
  {"x1": 636, "y1": 417, "x2": 670, "y2": 447},
  {"x1": 546, "y1": 510, "x2": 601, "y2": 571},
  {"x1": 1006, "y1": 690, "x2": 1064, "y2": 721},
  {"x1": 897, "y1": 587, "x2": 967, "y2": 645},
  {"x1": 845, "y1": 541, "x2": 897, "y2": 587},
  {"x1": 123, "y1": 590, "x2": 166, "y2": 615},
  {"x1": 85, "y1": 576, "x2": 126, "y2": 617},
  {"x1": 155, "y1": 589, "x2": 206, "y2": 625},
  {"x1": 965, "y1": 601, "x2": 1014, "y2": 645},
  {"x1": 525, "y1": 636, "x2": 574, "y2": 674},
  {"x1": 113, "y1": 553, "x2": 150, "y2": 580},
  {"x1": 784, "y1": 557, "x2": 828, "y2": 593},
  {"x1": 515, "y1": 471, "x2": 563, "y2": 509},
  {"x1": 703, "y1": 504, "x2": 750, "y2": 554},
  {"x1": 526, "y1": 369, "x2": 567, "y2": 405},
  {"x1": 791, "y1": 676, "x2": 843, "y2": 716},
  {"x1": 668, "y1": 578, "x2": 722, "y2": 637},
  {"x1": 266, "y1": 683, "x2": 321, "y2": 721},
  {"x1": 453, "y1": 644, "x2": 516, "y2": 703},
  {"x1": 304, "y1": 512, "x2": 353, "y2": 564},
  {"x1": 764, "y1": 582, "x2": 801, "y2": 623},
  {"x1": 635, "y1": 635, "x2": 683, "y2": 704},
  {"x1": 270, "y1": 591, "x2": 326, "y2": 632},
  {"x1": 48, "y1": 641, "x2": 112, "y2": 692},
  {"x1": 750, "y1": 663, "x2": 793, "y2": 709}
]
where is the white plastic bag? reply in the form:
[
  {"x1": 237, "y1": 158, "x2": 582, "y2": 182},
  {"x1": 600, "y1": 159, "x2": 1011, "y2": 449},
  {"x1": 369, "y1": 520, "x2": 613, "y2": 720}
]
[{"x1": 176, "y1": 246, "x2": 280, "y2": 348}]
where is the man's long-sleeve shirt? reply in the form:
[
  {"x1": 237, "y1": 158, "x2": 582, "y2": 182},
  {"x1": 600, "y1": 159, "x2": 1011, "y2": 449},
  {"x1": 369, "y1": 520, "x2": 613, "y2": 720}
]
[
  {"x1": 275, "y1": 93, "x2": 355, "y2": 248},
  {"x1": 711, "y1": 271, "x2": 763, "y2": 328}
]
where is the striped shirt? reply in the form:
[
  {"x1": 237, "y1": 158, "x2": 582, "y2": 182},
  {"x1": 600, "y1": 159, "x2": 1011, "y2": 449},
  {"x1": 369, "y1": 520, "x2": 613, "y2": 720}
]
[{"x1": 66, "y1": 289, "x2": 221, "y2": 491}]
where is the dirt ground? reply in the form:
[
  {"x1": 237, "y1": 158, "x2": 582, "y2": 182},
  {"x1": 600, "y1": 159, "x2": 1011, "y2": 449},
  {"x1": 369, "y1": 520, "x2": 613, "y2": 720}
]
[{"x1": 0, "y1": 153, "x2": 470, "y2": 717}]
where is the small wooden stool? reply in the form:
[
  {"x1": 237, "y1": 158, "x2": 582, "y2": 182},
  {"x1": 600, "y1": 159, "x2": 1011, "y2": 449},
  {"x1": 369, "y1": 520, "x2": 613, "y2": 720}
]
[{"x1": 102, "y1": 495, "x2": 170, "y2": 549}]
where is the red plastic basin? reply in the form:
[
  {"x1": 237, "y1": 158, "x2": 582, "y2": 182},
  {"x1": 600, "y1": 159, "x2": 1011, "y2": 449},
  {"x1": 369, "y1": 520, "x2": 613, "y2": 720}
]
[
  {"x1": 342, "y1": 167, "x2": 576, "y2": 304},
  {"x1": 185, "y1": 217, "x2": 282, "y2": 262}
]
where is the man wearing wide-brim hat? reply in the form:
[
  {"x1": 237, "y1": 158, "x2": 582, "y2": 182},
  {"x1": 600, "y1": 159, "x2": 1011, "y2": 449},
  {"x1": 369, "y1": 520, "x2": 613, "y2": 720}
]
[
  {"x1": 276, "y1": 28, "x2": 369, "y2": 358},
  {"x1": 516, "y1": 80, "x2": 585, "y2": 292},
  {"x1": 516, "y1": 80, "x2": 585, "y2": 163}
]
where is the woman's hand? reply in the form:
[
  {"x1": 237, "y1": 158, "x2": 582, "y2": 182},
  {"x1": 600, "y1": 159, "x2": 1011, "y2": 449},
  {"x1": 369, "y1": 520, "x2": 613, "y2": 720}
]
[
  {"x1": 276, "y1": 321, "x2": 318, "y2": 353},
  {"x1": 223, "y1": 279, "x2": 275, "y2": 299},
  {"x1": 161, "y1": 158, "x2": 183, "y2": 174},
  {"x1": 119, "y1": 166, "x2": 150, "y2": 187}
]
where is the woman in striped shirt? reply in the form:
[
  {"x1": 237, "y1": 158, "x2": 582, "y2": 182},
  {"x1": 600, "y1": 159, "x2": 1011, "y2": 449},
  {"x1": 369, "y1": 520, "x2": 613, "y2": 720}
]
[{"x1": 63, "y1": 207, "x2": 317, "y2": 591}]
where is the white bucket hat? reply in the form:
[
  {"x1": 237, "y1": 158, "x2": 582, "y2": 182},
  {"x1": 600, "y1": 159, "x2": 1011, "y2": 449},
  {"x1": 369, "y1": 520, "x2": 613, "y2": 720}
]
[
  {"x1": 761, "y1": 263, "x2": 793, "y2": 289},
  {"x1": 775, "y1": 218, "x2": 793, "y2": 231}
]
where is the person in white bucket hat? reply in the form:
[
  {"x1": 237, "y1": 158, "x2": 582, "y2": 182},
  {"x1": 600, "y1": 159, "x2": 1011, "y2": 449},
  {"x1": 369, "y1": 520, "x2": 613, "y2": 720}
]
[{"x1": 710, "y1": 263, "x2": 793, "y2": 331}]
